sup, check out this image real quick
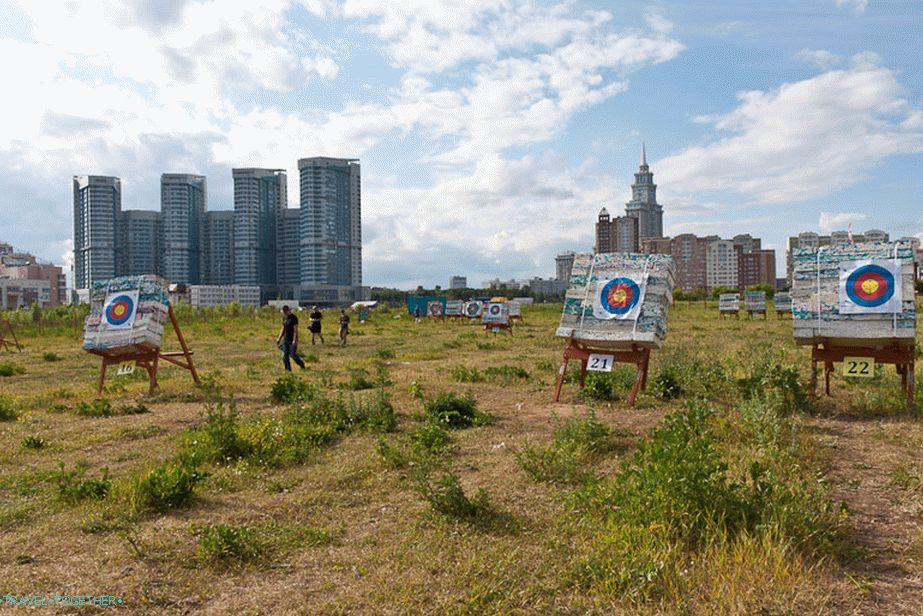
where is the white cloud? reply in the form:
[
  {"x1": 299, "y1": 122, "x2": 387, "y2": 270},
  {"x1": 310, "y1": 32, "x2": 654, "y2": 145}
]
[
  {"x1": 795, "y1": 48, "x2": 842, "y2": 70},
  {"x1": 835, "y1": 0, "x2": 868, "y2": 13},
  {"x1": 818, "y1": 211, "x2": 868, "y2": 233},
  {"x1": 657, "y1": 56, "x2": 923, "y2": 205}
]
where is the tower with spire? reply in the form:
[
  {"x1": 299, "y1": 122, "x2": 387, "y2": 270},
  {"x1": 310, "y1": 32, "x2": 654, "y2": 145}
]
[{"x1": 624, "y1": 143, "x2": 664, "y2": 239}]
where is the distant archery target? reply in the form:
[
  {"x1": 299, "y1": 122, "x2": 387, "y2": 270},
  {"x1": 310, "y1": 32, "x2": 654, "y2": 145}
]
[
  {"x1": 845, "y1": 264, "x2": 895, "y2": 308},
  {"x1": 427, "y1": 301, "x2": 443, "y2": 316},
  {"x1": 465, "y1": 302, "x2": 481, "y2": 317},
  {"x1": 105, "y1": 294, "x2": 136, "y2": 326},
  {"x1": 488, "y1": 303, "x2": 502, "y2": 316},
  {"x1": 598, "y1": 278, "x2": 640, "y2": 316}
]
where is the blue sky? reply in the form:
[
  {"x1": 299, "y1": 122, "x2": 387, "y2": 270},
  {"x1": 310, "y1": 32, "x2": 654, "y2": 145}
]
[{"x1": 0, "y1": 0, "x2": 920, "y2": 288}]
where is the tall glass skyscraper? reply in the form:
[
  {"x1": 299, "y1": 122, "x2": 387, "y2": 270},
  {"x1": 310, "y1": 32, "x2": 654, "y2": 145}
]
[
  {"x1": 232, "y1": 168, "x2": 287, "y2": 288},
  {"x1": 73, "y1": 175, "x2": 121, "y2": 292},
  {"x1": 297, "y1": 157, "x2": 362, "y2": 288},
  {"x1": 161, "y1": 173, "x2": 207, "y2": 284}
]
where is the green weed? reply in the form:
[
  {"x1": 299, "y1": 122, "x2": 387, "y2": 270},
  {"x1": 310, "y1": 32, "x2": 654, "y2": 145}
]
[
  {"x1": 74, "y1": 398, "x2": 113, "y2": 418},
  {"x1": 21, "y1": 435, "x2": 45, "y2": 450},
  {"x1": 423, "y1": 392, "x2": 488, "y2": 429},
  {"x1": 55, "y1": 463, "x2": 111, "y2": 503}
]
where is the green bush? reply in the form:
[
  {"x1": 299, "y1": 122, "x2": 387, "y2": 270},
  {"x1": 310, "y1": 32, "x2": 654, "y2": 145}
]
[
  {"x1": 375, "y1": 347, "x2": 396, "y2": 360},
  {"x1": 129, "y1": 457, "x2": 203, "y2": 514},
  {"x1": 55, "y1": 463, "x2": 111, "y2": 503},
  {"x1": 75, "y1": 398, "x2": 113, "y2": 417},
  {"x1": 484, "y1": 365, "x2": 530, "y2": 381},
  {"x1": 517, "y1": 410, "x2": 611, "y2": 483},
  {"x1": 650, "y1": 364, "x2": 682, "y2": 400},
  {"x1": 119, "y1": 402, "x2": 149, "y2": 415},
  {"x1": 736, "y1": 357, "x2": 808, "y2": 413},
  {"x1": 197, "y1": 524, "x2": 265, "y2": 567},
  {"x1": 0, "y1": 396, "x2": 17, "y2": 421},
  {"x1": 451, "y1": 366, "x2": 484, "y2": 383},
  {"x1": 42, "y1": 352, "x2": 61, "y2": 362},
  {"x1": 341, "y1": 368, "x2": 375, "y2": 391},
  {"x1": 416, "y1": 471, "x2": 494, "y2": 522},
  {"x1": 192, "y1": 400, "x2": 251, "y2": 464},
  {"x1": 423, "y1": 392, "x2": 486, "y2": 429},
  {"x1": 377, "y1": 438, "x2": 410, "y2": 469},
  {"x1": 270, "y1": 374, "x2": 317, "y2": 403},
  {"x1": 0, "y1": 362, "x2": 25, "y2": 377},
  {"x1": 21, "y1": 435, "x2": 45, "y2": 449},
  {"x1": 409, "y1": 422, "x2": 451, "y2": 455},
  {"x1": 581, "y1": 367, "x2": 637, "y2": 401}
]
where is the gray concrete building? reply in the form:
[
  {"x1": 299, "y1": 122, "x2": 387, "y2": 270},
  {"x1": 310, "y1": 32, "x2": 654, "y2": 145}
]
[
  {"x1": 73, "y1": 175, "x2": 121, "y2": 294},
  {"x1": 277, "y1": 207, "x2": 302, "y2": 290},
  {"x1": 204, "y1": 210, "x2": 234, "y2": 285},
  {"x1": 624, "y1": 144, "x2": 664, "y2": 240},
  {"x1": 555, "y1": 252, "x2": 575, "y2": 282},
  {"x1": 298, "y1": 157, "x2": 362, "y2": 290},
  {"x1": 117, "y1": 209, "x2": 162, "y2": 277},
  {"x1": 161, "y1": 173, "x2": 207, "y2": 284},
  {"x1": 449, "y1": 275, "x2": 467, "y2": 289},
  {"x1": 233, "y1": 168, "x2": 287, "y2": 290}
]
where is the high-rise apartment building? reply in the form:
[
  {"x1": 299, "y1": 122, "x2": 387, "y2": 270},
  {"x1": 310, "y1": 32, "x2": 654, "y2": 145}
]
[
  {"x1": 785, "y1": 229, "x2": 891, "y2": 282},
  {"x1": 595, "y1": 209, "x2": 639, "y2": 253},
  {"x1": 705, "y1": 240, "x2": 738, "y2": 290},
  {"x1": 277, "y1": 207, "x2": 302, "y2": 288},
  {"x1": 555, "y1": 252, "x2": 576, "y2": 282},
  {"x1": 204, "y1": 211, "x2": 234, "y2": 285},
  {"x1": 233, "y1": 168, "x2": 287, "y2": 290},
  {"x1": 624, "y1": 144, "x2": 664, "y2": 240},
  {"x1": 73, "y1": 175, "x2": 121, "y2": 294},
  {"x1": 161, "y1": 174, "x2": 207, "y2": 284},
  {"x1": 117, "y1": 210, "x2": 162, "y2": 277},
  {"x1": 298, "y1": 157, "x2": 362, "y2": 295},
  {"x1": 449, "y1": 275, "x2": 467, "y2": 289}
]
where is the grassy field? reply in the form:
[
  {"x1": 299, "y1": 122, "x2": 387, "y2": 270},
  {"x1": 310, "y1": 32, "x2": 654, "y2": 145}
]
[{"x1": 1, "y1": 301, "x2": 922, "y2": 614}]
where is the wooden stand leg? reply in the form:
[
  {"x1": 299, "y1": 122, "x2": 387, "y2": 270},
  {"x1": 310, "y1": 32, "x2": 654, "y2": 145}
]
[
  {"x1": 809, "y1": 351, "x2": 818, "y2": 399},
  {"x1": 98, "y1": 358, "x2": 108, "y2": 394},
  {"x1": 907, "y1": 361, "x2": 915, "y2": 409},
  {"x1": 824, "y1": 361, "x2": 833, "y2": 396},
  {"x1": 628, "y1": 364, "x2": 643, "y2": 407},
  {"x1": 554, "y1": 354, "x2": 569, "y2": 402},
  {"x1": 579, "y1": 360, "x2": 588, "y2": 387},
  {"x1": 640, "y1": 350, "x2": 650, "y2": 391},
  {"x1": 170, "y1": 306, "x2": 200, "y2": 385}
]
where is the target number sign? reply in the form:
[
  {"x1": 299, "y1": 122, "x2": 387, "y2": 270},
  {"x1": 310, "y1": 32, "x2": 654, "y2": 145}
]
[
  {"x1": 116, "y1": 361, "x2": 136, "y2": 376},
  {"x1": 841, "y1": 357, "x2": 874, "y2": 378},
  {"x1": 587, "y1": 353, "x2": 614, "y2": 372}
]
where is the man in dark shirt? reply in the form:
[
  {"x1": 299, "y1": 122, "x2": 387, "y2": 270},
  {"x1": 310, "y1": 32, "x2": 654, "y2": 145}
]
[
  {"x1": 308, "y1": 305, "x2": 325, "y2": 345},
  {"x1": 275, "y1": 306, "x2": 306, "y2": 371}
]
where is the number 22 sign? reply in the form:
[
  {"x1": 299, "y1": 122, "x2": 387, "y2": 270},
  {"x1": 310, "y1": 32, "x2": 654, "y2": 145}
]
[
  {"x1": 587, "y1": 353, "x2": 614, "y2": 372},
  {"x1": 841, "y1": 356, "x2": 874, "y2": 378}
]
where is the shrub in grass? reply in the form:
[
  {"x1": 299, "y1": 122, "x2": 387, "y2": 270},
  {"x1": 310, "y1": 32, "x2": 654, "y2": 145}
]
[
  {"x1": 194, "y1": 400, "x2": 251, "y2": 464},
  {"x1": 0, "y1": 362, "x2": 25, "y2": 377},
  {"x1": 197, "y1": 524, "x2": 264, "y2": 567},
  {"x1": 42, "y1": 352, "x2": 60, "y2": 362},
  {"x1": 409, "y1": 422, "x2": 451, "y2": 455},
  {"x1": 416, "y1": 471, "x2": 493, "y2": 522},
  {"x1": 270, "y1": 374, "x2": 317, "y2": 403},
  {"x1": 377, "y1": 437, "x2": 410, "y2": 469},
  {"x1": 21, "y1": 435, "x2": 45, "y2": 450},
  {"x1": 373, "y1": 362, "x2": 393, "y2": 388},
  {"x1": 451, "y1": 366, "x2": 484, "y2": 383},
  {"x1": 650, "y1": 364, "x2": 683, "y2": 400},
  {"x1": 581, "y1": 367, "x2": 637, "y2": 401},
  {"x1": 355, "y1": 389, "x2": 397, "y2": 433},
  {"x1": 55, "y1": 463, "x2": 111, "y2": 503},
  {"x1": 0, "y1": 396, "x2": 17, "y2": 421},
  {"x1": 75, "y1": 398, "x2": 113, "y2": 418},
  {"x1": 119, "y1": 402, "x2": 149, "y2": 415},
  {"x1": 409, "y1": 380, "x2": 425, "y2": 400},
  {"x1": 341, "y1": 368, "x2": 375, "y2": 391},
  {"x1": 516, "y1": 410, "x2": 611, "y2": 483},
  {"x1": 484, "y1": 365, "x2": 530, "y2": 382},
  {"x1": 423, "y1": 392, "x2": 487, "y2": 429},
  {"x1": 736, "y1": 357, "x2": 808, "y2": 413},
  {"x1": 375, "y1": 347, "x2": 396, "y2": 360},
  {"x1": 129, "y1": 457, "x2": 203, "y2": 514}
]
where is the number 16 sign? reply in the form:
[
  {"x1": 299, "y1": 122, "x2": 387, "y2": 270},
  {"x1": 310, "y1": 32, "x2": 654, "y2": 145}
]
[{"x1": 587, "y1": 353, "x2": 614, "y2": 372}]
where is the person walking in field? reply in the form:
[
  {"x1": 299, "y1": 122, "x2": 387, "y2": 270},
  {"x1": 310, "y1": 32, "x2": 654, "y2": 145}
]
[
  {"x1": 338, "y1": 309, "x2": 350, "y2": 346},
  {"x1": 414, "y1": 306, "x2": 422, "y2": 323},
  {"x1": 275, "y1": 305, "x2": 306, "y2": 371},
  {"x1": 308, "y1": 305, "x2": 325, "y2": 344}
]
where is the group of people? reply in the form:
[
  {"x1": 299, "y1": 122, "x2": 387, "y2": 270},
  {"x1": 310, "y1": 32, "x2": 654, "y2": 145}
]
[{"x1": 275, "y1": 305, "x2": 351, "y2": 371}]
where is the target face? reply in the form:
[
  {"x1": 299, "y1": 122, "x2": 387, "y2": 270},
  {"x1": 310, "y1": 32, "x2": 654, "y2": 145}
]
[
  {"x1": 845, "y1": 264, "x2": 894, "y2": 307},
  {"x1": 465, "y1": 302, "x2": 481, "y2": 316},
  {"x1": 427, "y1": 302, "x2": 443, "y2": 316},
  {"x1": 104, "y1": 293, "x2": 137, "y2": 327},
  {"x1": 598, "y1": 278, "x2": 640, "y2": 315},
  {"x1": 489, "y1": 304, "x2": 502, "y2": 316}
]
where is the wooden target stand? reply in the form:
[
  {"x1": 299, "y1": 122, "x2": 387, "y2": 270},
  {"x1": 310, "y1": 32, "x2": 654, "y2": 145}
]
[
  {"x1": 720, "y1": 310, "x2": 740, "y2": 319},
  {"x1": 809, "y1": 340, "x2": 915, "y2": 409},
  {"x1": 747, "y1": 309, "x2": 767, "y2": 320},
  {"x1": 554, "y1": 340, "x2": 650, "y2": 407},
  {"x1": 483, "y1": 321, "x2": 513, "y2": 335},
  {"x1": 89, "y1": 305, "x2": 200, "y2": 395},
  {"x1": 776, "y1": 310, "x2": 791, "y2": 319},
  {"x1": 0, "y1": 318, "x2": 23, "y2": 352}
]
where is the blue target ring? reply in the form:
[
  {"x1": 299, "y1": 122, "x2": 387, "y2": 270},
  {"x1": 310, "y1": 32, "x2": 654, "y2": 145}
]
[
  {"x1": 105, "y1": 294, "x2": 135, "y2": 326},
  {"x1": 845, "y1": 264, "x2": 894, "y2": 308},
  {"x1": 466, "y1": 302, "x2": 480, "y2": 316},
  {"x1": 599, "y1": 278, "x2": 640, "y2": 315}
]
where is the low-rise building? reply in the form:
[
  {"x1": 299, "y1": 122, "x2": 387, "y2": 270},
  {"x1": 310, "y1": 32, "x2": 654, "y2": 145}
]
[
  {"x1": 450, "y1": 275, "x2": 467, "y2": 289},
  {"x1": 0, "y1": 245, "x2": 66, "y2": 307},
  {"x1": 189, "y1": 285, "x2": 261, "y2": 307}
]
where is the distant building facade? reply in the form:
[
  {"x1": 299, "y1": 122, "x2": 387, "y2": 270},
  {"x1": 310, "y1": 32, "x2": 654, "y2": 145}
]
[
  {"x1": 595, "y1": 209, "x2": 639, "y2": 253},
  {"x1": 233, "y1": 168, "x2": 286, "y2": 291},
  {"x1": 188, "y1": 285, "x2": 260, "y2": 307},
  {"x1": 117, "y1": 210, "x2": 162, "y2": 278},
  {"x1": 204, "y1": 211, "x2": 234, "y2": 285},
  {"x1": 0, "y1": 244, "x2": 66, "y2": 307},
  {"x1": 785, "y1": 229, "x2": 892, "y2": 282},
  {"x1": 450, "y1": 275, "x2": 467, "y2": 289},
  {"x1": 555, "y1": 252, "x2": 576, "y2": 282},
  {"x1": 161, "y1": 173, "x2": 207, "y2": 284},
  {"x1": 624, "y1": 144, "x2": 664, "y2": 240},
  {"x1": 73, "y1": 175, "x2": 121, "y2": 294}
]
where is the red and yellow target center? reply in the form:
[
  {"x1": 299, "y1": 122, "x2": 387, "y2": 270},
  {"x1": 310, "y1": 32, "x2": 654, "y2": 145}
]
[
  {"x1": 112, "y1": 304, "x2": 127, "y2": 317},
  {"x1": 610, "y1": 288, "x2": 628, "y2": 305},
  {"x1": 860, "y1": 279, "x2": 879, "y2": 295}
]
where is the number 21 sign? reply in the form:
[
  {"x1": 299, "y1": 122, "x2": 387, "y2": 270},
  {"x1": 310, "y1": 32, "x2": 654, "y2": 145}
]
[{"x1": 587, "y1": 353, "x2": 614, "y2": 372}]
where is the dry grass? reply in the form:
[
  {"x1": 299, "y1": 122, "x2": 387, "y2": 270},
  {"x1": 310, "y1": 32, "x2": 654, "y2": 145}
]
[{"x1": 0, "y1": 301, "x2": 920, "y2": 614}]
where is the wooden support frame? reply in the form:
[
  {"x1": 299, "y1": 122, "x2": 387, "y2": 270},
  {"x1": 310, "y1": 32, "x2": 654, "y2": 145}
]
[
  {"x1": 89, "y1": 305, "x2": 200, "y2": 395},
  {"x1": 776, "y1": 310, "x2": 791, "y2": 319},
  {"x1": 0, "y1": 318, "x2": 23, "y2": 352},
  {"x1": 554, "y1": 340, "x2": 651, "y2": 407},
  {"x1": 720, "y1": 310, "x2": 740, "y2": 319},
  {"x1": 483, "y1": 321, "x2": 513, "y2": 335},
  {"x1": 809, "y1": 340, "x2": 915, "y2": 409},
  {"x1": 747, "y1": 309, "x2": 767, "y2": 320}
]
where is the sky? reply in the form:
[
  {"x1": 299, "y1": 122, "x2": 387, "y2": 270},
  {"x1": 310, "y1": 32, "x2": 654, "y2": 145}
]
[{"x1": 0, "y1": 0, "x2": 920, "y2": 288}]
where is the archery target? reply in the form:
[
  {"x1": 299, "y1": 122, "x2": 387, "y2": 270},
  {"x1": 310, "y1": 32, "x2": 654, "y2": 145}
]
[
  {"x1": 593, "y1": 276, "x2": 646, "y2": 320},
  {"x1": 427, "y1": 301, "x2": 443, "y2": 316},
  {"x1": 103, "y1": 291, "x2": 138, "y2": 329},
  {"x1": 465, "y1": 301, "x2": 481, "y2": 317},
  {"x1": 839, "y1": 260, "x2": 902, "y2": 314},
  {"x1": 488, "y1": 303, "x2": 502, "y2": 316}
]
